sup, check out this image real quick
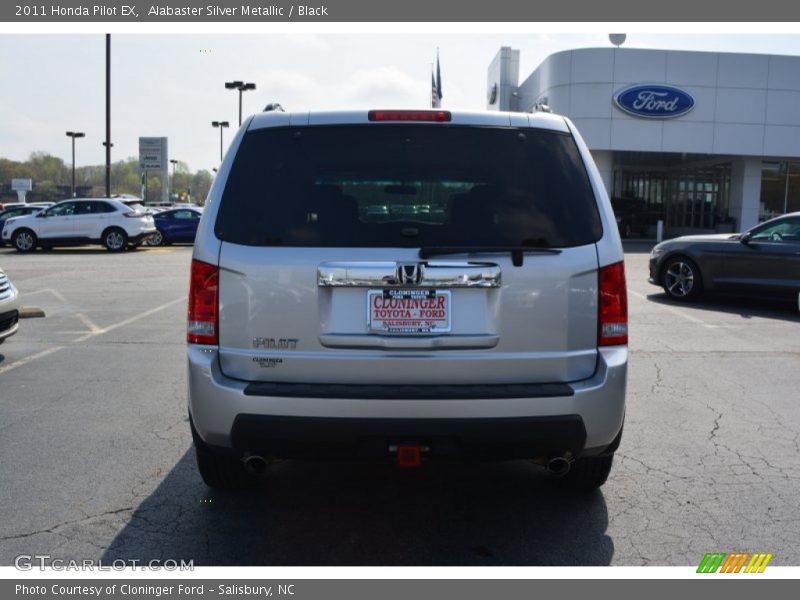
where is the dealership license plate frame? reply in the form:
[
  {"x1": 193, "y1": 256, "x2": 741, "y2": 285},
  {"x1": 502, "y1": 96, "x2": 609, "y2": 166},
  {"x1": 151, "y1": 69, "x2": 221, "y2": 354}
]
[{"x1": 367, "y1": 289, "x2": 452, "y2": 335}]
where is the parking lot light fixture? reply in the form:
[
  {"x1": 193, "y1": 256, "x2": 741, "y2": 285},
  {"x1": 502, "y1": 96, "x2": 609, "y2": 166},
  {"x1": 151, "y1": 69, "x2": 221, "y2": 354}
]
[
  {"x1": 212, "y1": 121, "x2": 230, "y2": 163},
  {"x1": 65, "y1": 131, "x2": 86, "y2": 198},
  {"x1": 225, "y1": 81, "x2": 256, "y2": 126},
  {"x1": 170, "y1": 159, "x2": 179, "y2": 199}
]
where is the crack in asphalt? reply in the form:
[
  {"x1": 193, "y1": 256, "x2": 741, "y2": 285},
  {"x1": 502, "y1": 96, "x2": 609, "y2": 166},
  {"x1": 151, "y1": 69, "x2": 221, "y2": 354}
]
[
  {"x1": 0, "y1": 506, "x2": 135, "y2": 543},
  {"x1": 649, "y1": 361, "x2": 663, "y2": 396}
]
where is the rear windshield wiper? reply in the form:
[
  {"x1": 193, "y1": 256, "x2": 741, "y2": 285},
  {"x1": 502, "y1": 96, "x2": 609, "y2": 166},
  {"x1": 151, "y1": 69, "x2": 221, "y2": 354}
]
[{"x1": 419, "y1": 245, "x2": 561, "y2": 267}]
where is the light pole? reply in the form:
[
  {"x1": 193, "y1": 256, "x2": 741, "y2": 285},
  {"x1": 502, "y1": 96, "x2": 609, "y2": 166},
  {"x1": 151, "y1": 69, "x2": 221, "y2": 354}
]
[
  {"x1": 65, "y1": 131, "x2": 85, "y2": 198},
  {"x1": 212, "y1": 121, "x2": 229, "y2": 163},
  {"x1": 225, "y1": 81, "x2": 256, "y2": 126},
  {"x1": 105, "y1": 34, "x2": 111, "y2": 198},
  {"x1": 170, "y1": 159, "x2": 178, "y2": 200}
]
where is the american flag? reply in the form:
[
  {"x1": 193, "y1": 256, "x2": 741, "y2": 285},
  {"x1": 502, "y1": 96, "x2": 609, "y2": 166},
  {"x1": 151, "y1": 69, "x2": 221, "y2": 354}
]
[{"x1": 431, "y1": 52, "x2": 443, "y2": 108}]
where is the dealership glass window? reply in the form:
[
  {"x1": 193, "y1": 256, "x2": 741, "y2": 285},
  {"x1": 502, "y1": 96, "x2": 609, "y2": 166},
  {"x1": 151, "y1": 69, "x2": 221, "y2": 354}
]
[
  {"x1": 789, "y1": 163, "x2": 800, "y2": 214},
  {"x1": 615, "y1": 161, "x2": 730, "y2": 234},
  {"x1": 760, "y1": 161, "x2": 800, "y2": 220}
]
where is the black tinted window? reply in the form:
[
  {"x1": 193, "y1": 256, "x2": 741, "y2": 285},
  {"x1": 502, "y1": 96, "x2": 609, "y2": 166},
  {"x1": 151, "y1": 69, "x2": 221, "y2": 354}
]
[
  {"x1": 217, "y1": 125, "x2": 602, "y2": 248},
  {"x1": 751, "y1": 216, "x2": 800, "y2": 242},
  {"x1": 47, "y1": 202, "x2": 77, "y2": 216}
]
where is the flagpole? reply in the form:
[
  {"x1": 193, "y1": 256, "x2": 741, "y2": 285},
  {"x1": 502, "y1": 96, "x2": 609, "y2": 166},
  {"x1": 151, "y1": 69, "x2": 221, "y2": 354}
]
[
  {"x1": 436, "y1": 48, "x2": 442, "y2": 108},
  {"x1": 430, "y1": 62, "x2": 434, "y2": 108}
]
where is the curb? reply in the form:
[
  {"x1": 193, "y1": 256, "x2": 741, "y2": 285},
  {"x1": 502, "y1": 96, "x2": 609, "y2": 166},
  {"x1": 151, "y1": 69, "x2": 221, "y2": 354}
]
[{"x1": 19, "y1": 306, "x2": 46, "y2": 318}]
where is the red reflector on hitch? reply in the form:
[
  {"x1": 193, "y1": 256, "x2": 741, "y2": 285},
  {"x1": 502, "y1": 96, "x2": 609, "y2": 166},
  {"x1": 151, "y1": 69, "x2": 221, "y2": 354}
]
[{"x1": 396, "y1": 445, "x2": 422, "y2": 468}]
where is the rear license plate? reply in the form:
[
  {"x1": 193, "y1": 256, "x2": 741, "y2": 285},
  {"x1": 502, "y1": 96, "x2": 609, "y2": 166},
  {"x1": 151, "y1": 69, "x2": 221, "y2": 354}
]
[{"x1": 367, "y1": 289, "x2": 451, "y2": 335}]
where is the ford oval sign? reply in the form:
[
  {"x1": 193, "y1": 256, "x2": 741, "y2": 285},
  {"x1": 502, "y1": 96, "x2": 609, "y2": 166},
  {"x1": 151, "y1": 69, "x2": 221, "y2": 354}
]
[{"x1": 614, "y1": 84, "x2": 695, "y2": 119}]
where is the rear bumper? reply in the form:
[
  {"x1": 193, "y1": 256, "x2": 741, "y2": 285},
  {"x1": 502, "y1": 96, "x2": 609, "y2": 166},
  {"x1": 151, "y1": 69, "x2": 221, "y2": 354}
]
[
  {"x1": 229, "y1": 414, "x2": 588, "y2": 460},
  {"x1": 188, "y1": 346, "x2": 627, "y2": 459}
]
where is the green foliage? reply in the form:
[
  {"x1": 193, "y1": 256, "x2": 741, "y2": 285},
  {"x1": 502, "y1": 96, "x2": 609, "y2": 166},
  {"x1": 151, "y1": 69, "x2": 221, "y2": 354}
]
[{"x1": 1, "y1": 153, "x2": 213, "y2": 205}]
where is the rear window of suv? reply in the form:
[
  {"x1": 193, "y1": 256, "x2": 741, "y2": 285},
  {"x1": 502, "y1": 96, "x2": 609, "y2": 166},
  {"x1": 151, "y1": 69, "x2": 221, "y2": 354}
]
[{"x1": 216, "y1": 125, "x2": 602, "y2": 248}]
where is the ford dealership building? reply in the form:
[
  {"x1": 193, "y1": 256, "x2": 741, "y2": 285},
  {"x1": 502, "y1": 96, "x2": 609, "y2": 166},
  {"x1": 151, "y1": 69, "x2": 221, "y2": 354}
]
[{"x1": 487, "y1": 47, "x2": 800, "y2": 237}]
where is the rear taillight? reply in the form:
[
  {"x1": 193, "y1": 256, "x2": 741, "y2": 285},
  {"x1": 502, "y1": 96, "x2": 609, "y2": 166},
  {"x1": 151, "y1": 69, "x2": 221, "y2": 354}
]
[
  {"x1": 368, "y1": 110, "x2": 451, "y2": 122},
  {"x1": 187, "y1": 259, "x2": 218, "y2": 344},
  {"x1": 598, "y1": 261, "x2": 628, "y2": 346},
  {"x1": 123, "y1": 211, "x2": 143, "y2": 218}
]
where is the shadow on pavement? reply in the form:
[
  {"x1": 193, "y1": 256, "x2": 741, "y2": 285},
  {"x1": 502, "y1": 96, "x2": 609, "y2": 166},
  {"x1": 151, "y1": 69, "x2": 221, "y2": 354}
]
[
  {"x1": 646, "y1": 291, "x2": 800, "y2": 323},
  {"x1": 102, "y1": 450, "x2": 613, "y2": 566},
  {"x1": 621, "y1": 240, "x2": 657, "y2": 254}
]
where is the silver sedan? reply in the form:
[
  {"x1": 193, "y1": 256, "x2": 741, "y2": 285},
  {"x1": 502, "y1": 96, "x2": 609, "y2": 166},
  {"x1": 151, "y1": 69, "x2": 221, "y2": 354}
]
[{"x1": 0, "y1": 267, "x2": 20, "y2": 344}]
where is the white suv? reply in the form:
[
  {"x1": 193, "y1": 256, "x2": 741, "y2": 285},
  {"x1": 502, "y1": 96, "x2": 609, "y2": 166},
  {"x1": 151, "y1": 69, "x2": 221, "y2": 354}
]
[{"x1": 2, "y1": 198, "x2": 156, "y2": 252}]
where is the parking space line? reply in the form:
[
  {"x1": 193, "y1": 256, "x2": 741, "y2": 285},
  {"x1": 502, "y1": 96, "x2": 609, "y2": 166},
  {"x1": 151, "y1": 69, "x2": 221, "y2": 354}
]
[
  {"x1": 629, "y1": 289, "x2": 718, "y2": 329},
  {"x1": 76, "y1": 313, "x2": 103, "y2": 334},
  {"x1": 0, "y1": 346, "x2": 65, "y2": 376},
  {"x1": 0, "y1": 296, "x2": 187, "y2": 376},
  {"x1": 25, "y1": 288, "x2": 69, "y2": 303},
  {"x1": 74, "y1": 296, "x2": 187, "y2": 343}
]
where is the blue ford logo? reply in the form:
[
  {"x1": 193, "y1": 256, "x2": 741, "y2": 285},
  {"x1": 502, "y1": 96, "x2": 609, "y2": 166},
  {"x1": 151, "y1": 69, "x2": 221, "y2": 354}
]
[{"x1": 614, "y1": 84, "x2": 694, "y2": 119}]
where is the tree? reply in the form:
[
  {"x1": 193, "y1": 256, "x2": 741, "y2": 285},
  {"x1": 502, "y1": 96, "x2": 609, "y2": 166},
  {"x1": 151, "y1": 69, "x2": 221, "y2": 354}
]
[{"x1": 1, "y1": 152, "x2": 212, "y2": 203}]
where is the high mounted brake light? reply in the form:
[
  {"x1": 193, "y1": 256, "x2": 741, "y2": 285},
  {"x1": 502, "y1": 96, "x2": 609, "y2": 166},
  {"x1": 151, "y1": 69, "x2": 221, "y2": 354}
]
[
  {"x1": 368, "y1": 110, "x2": 451, "y2": 122},
  {"x1": 187, "y1": 259, "x2": 219, "y2": 345},
  {"x1": 598, "y1": 261, "x2": 628, "y2": 346}
]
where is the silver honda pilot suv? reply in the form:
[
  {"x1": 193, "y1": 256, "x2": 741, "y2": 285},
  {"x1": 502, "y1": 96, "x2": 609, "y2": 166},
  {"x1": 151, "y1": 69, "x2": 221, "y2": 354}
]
[{"x1": 187, "y1": 109, "x2": 628, "y2": 491}]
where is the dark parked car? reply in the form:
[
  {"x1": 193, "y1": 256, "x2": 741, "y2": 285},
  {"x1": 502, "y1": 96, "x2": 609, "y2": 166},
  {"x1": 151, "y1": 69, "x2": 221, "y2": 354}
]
[
  {"x1": 147, "y1": 207, "x2": 203, "y2": 246},
  {"x1": 649, "y1": 212, "x2": 800, "y2": 301}
]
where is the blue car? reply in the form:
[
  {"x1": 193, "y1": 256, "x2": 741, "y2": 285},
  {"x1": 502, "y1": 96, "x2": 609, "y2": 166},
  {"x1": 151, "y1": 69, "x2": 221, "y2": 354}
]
[
  {"x1": 148, "y1": 207, "x2": 203, "y2": 246},
  {"x1": 0, "y1": 205, "x2": 50, "y2": 246}
]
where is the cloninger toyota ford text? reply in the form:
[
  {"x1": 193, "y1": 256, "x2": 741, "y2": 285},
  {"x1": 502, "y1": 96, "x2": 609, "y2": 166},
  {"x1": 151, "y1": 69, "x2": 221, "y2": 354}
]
[{"x1": 187, "y1": 109, "x2": 628, "y2": 491}]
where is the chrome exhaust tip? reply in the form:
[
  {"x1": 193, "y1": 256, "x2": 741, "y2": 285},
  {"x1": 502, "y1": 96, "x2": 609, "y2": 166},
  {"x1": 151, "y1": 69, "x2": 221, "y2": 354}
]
[
  {"x1": 243, "y1": 455, "x2": 268, "y2": 476},
  {"x1": 547, "y1": 456, "x2": 572, "y2": 477}
]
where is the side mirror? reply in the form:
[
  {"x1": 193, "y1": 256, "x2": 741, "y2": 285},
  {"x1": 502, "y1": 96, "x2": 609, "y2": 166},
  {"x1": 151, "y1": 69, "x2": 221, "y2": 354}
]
[
  {"x1": 37, "y1": 212, "x2": 46, "y2": 218},
  {"x1": 739, "y1": 232, "x2": 752, "y2": 244}
]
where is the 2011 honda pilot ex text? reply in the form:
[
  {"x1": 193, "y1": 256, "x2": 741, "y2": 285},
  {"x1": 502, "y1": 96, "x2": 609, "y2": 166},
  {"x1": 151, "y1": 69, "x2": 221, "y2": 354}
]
[{"x1": 187, "y1": 109, "x2": 628, "y2": 491}]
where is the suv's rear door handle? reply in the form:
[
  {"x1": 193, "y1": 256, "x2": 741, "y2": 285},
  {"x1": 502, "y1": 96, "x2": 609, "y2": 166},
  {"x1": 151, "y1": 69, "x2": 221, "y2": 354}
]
[
  {"x1": 318, "y1": 261, "x2": 501, "y2": 288},
  {"x1": 319, "y1": 333, "x2": 500, "y2": 350}
]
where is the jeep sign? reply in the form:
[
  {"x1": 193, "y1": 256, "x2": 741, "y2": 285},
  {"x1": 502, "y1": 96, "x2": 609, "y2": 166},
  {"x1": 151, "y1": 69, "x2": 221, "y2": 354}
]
[
  {"x1": 614, "y1": 84, "x2": 695, "y2": 119},
  {"x1": 139, "y1": 137, "x2": 168, "y2": 170}
]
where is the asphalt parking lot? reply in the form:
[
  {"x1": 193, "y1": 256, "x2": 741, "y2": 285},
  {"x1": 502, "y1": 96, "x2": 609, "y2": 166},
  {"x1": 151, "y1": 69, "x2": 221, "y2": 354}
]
[{"x1": 0, "y1": 244, "x2": 799, "y2": 566}]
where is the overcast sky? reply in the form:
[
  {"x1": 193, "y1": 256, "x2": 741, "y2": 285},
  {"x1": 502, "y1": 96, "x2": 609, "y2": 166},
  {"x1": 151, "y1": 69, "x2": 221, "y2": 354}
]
[{"x1": 1, "y1": 33, "x2": 800, "y2": 173}]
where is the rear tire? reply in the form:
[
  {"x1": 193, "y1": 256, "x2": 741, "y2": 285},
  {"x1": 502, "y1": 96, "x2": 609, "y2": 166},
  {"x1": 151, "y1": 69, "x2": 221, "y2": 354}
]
[
  {"x1": 12, "y1": 229, "x2": 37, "y2": 253},
  {"x1": 559, "y1": 454, "x2": 614, "y2": 492},
  {"x1": 191, "y1": 418, "x2": 256, "y2": 489},
  {"x1": 661, "y1": 256, "x2": 703, "y2": 301},
  {"x1": 146, "y1": 229, "x2": 165, "y2": 246},
  {"x1": 103, "y1": 228, "x2": 127, "y2": 252}
]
